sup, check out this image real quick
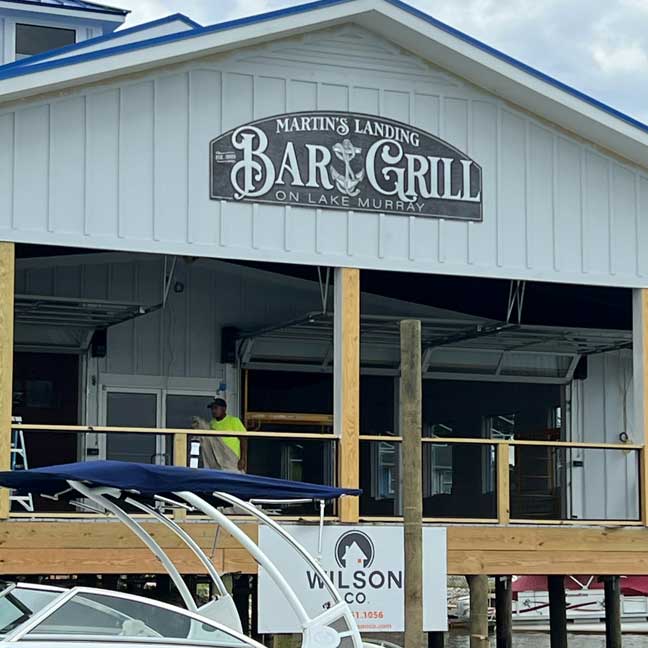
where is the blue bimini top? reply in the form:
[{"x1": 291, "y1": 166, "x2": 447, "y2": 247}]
[{"x1": 0, "y1": 460, "x2": 361, "y2": 500}]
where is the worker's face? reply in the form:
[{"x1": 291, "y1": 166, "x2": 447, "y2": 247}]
[{"x1": 211, "y1": 405, "x2": 226, "y2": 420}]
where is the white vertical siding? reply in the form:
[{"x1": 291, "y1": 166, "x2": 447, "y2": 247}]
[
  {"x1": 570, "y1": 351, "x2": 638, "y2": 521},
  {"x1": 14, "y1": 255, "x2": 324, "y2": 379},
  {"x1": 1, "y1": 26, "x2": 647, "y2": 287}
]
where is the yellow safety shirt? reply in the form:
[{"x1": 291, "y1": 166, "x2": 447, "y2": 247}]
[{"x1": 210, "y1": 415, "x2": 245, "y2": 459}]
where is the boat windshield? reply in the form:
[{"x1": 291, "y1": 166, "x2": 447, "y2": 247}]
[
  {"x1": 0, "y1": 585, "x2": 63, "y2": 636},
  {"x1": 17, "y1": 589, "x2": 255, "y2": 647}
]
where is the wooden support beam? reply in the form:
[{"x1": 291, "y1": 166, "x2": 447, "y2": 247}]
[
  {"x1": 632, "y1": 289, "x2": 648, "y2": 525},
  {"x1": 548, "y1": 575, "x2": 567, "y2": 648},
  {"x1": 467, "y1": 575, "x2": 489, "y2": 648},
  {"x1": 603, "y1": 576, "x2": 622, "y2": 648},
  {"x1": 496, "y1": 444, "x2": 510, "y2": 524},
  {"x1": 334, "y1": 268, "x2": 360, "y2": 523},
  {"x1": 401, "y1": 320, "x2": 423, "y2": 648},
  {"x1": 0, "y1": 242, "x2": 14, "y2": 520},
  {"x1": 173, "y1": 434, "x2": 188, "y2": 521},
  {"x1": 495, "y1": 576, "x2": 512, "y2": 648}
]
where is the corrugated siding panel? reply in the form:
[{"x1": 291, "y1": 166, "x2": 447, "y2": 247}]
[{"x1": 1, "y1": 26, "x2": 647, "y2": 287}]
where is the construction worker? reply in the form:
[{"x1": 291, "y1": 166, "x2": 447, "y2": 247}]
[{"x1": 207, "y1": 397, "x2": 246, "y2": 471}]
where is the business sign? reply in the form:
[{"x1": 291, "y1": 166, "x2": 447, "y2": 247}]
[
  {"x1": 210, "y1": 111, "x2": 482, "y2": 221},
  {"x1": 258, "y1": 525, "x2": 447, "y2": 633}
]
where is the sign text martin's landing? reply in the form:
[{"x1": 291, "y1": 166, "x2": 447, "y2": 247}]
[{"x1": 210, "y1": 111, "x2": 483, "y2": 221}]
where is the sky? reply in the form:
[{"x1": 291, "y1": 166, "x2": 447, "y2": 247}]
[{"x1": 116, "y1": 0, "x2": 648, "y2": 124}]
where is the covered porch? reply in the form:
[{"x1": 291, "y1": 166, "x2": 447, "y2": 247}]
[{"x1": 0, "y1": 244, "x2": 646, "y2": 557}]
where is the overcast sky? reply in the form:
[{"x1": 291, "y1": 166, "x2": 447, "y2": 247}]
[{"x1": 118, "y1": 0, "x2": 648, "y2": 124}]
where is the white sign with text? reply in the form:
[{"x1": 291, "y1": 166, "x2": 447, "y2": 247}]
[{"x1": 258, "y1": 525, "x2": 447, "y2": 633}]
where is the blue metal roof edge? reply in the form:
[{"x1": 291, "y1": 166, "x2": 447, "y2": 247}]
[
  {"x1": 0, "y1": 0, "x2": 129, "y2": 16},
  {"x1": 0, "y1": 0, "x2": 354, "y2": 82},
  {"x1": 0, "y1": 0, "x2": 646, "y2": 139},
  {"x1": 0, "y1": 13, "x2": 202, "y2": 72}
]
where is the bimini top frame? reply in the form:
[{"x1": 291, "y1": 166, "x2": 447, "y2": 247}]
[{"x1": 0, "y1": 461, "x2": 363, "y2": 648}]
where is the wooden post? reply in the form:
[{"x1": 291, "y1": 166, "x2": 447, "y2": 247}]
[
  {"x1": 401, "y1": 320, "x2": 423, "y2": 648},
  {"x1": 632, "y1": 289, "x2": 648, "y2": 525},
  {"x1": 467, "y1": 575, "x2": 489, "y2": 648},
  {"x1": 603, "y1": 576, "x2": 622, "y2": 648},
  {"x1": 496, "y1": 444, "x2": 510, "y2": 524},
  {"x1": 0, "y1": 242, "x2": 15, "y2": 520},
  {"x1": 548, "y1": 575, "x2": 567, "y2": 648},
  {"x1": 173, "y1": 433, "x2": 188, "y2": 521},
  {"x1": 495, "y1": 576, "x2": 512, "y2": 648},
  {"x1": 334, "y1": 268, "x2": 360, "y2": 523}
]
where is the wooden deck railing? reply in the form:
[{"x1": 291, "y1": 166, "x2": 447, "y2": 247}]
[{"x1": 3, "y1": 423, "x2": 644, "y2": 527}]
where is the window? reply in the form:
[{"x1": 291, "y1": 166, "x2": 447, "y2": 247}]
[
  {"x1": 166, "y1": 395, "x2": 213, "y2": 430},
  {"x1": 371, "y1": 441, "x2": 397, "y2": 499},
  {"x1": 0, "y1": 587, "x2": 60, "y2": 636},
  {"x1": 15, "y1": 24, "x2": 76, "y2": 60},
  {"x1": 281, "y1": 444, "x2": 304, "y2": 482},
  {"x1": 26, "y1": 590, "x2": 250, "y2": 646}
]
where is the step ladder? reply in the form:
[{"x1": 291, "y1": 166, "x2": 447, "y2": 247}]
[{"x1": 10, "y1": 416, "x2": 34, "y2": 512}]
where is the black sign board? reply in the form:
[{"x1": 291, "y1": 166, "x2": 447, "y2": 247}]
[{"x1": 210, "y1": 111, "x2": 482, "y2": 221}]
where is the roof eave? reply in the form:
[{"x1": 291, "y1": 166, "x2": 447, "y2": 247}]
[
  {"x1": 0, "y1": 0, "x2": 127, "y2": 20},
  {"x1": 365, "y1": 5, "x2": 648, "y2": 167},
  {"x1": 0, "y1": 0, "x2": 372, "y2": 104},
  {"x1": 0, "y1": 0, "x2": 646, "y2": 168}
]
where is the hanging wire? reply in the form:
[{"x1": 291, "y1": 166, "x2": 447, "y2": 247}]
[{"x1": 317, "y1": 267, "x2": 331, "y2": 314}]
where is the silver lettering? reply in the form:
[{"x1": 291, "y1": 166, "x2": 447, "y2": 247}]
[
  {"x1": 276, "y1": 142, "x2": 304, "y2": 187},
  {"x1": 230, "y1": 126, "x2": 274, "y2": 199},
  {"x1": 305, "y1": 144, "x2": 333, "y2": 189}
]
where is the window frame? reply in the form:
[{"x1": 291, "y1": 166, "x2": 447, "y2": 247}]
[
  {"x1": 6, "y1": 17, "x2": 82, "y2": 64},
  {"x1": 6, "y1": 587, "x2": 260, "y2": 648}
]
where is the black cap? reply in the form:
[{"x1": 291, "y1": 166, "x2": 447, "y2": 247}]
[{"x1": 208, "y1": 397, "x2": 227, "y2": 409}]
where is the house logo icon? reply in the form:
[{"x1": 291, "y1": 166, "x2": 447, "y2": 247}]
[{"x1": 334, "y1": 531, "x2": 375, "y2": 569}]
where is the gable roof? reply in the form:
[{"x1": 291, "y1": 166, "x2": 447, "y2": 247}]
[
  {"x1": 0, "y1": 13, "x2": 201, "y2": 72},
  {"x1": 1, "y1": 0, "x2": 128, "y2": 16},
  {"x1": 0, "y1": 0, "x2": 646, "y2": 167}
]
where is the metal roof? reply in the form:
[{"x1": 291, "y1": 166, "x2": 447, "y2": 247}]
[
  {"x1": 0, "y1": 13, "x2": 201, "y2": 73},
  {"x1": 0, "y1": 0, "x2": 646, "y2": 140},
  {"x1": 1, "y1": 0, "x2": 128, "y2": 15}
]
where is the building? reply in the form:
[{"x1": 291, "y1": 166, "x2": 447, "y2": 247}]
[
  {"x1": 1, "y1": 0, "x2": 648, "y2": 625},
  {"x1": 0, "y1": 0, "x2": 127, "y2": 65}
]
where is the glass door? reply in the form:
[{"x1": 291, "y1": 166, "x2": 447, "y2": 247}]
[{"x1": 103, "y1": 389, "x2": 162, "y2": 464}]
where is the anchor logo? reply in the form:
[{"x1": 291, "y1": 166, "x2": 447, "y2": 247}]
[{"x1": 331, "y1": 139, "x2": 365, "y2": 197}]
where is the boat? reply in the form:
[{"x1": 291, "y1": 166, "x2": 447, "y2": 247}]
[
  {"x1": 512, "y1": 575, "x2": 648, "y2": 634},
  {"x1": 0, "y1": 461, "x2": 369, "y2": 648}
]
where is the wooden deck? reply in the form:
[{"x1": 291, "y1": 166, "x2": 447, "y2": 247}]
[{"x1": 3, "y1": 520, "x2": 648, "y2": 576}]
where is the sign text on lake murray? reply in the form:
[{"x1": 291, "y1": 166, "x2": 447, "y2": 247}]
[{"x1": 210, "y1": 111, "x2": 482, "y2": 220}]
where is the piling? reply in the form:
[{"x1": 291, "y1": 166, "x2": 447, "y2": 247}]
[
  {"x1": 467, "y1": 574, "x2": 489, "y2": 648},
  {"x1": 603, "y1": 576, "x2": 622, "y2": 648},
  {"x1": 548, "y1": 575, "x2": 568, "y2": 648},
  {"x1": 495, "y1": 576, "x2": 512, "y2": 648},
  {"x1": 401, "y1": 320, "x2": 424, "y2": 648}
]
